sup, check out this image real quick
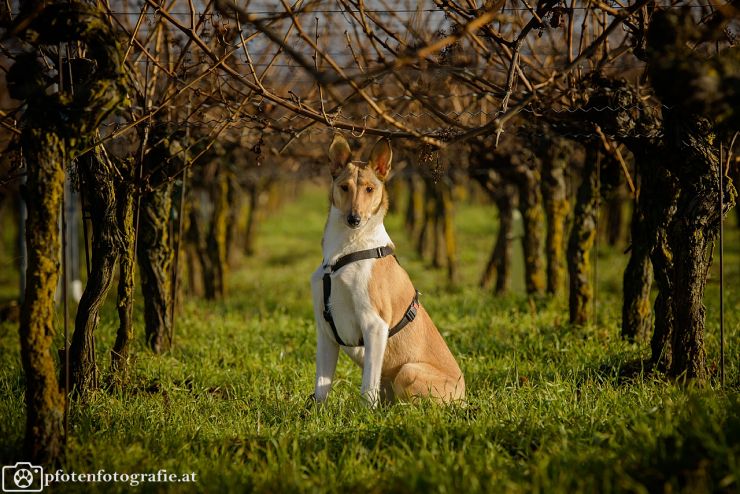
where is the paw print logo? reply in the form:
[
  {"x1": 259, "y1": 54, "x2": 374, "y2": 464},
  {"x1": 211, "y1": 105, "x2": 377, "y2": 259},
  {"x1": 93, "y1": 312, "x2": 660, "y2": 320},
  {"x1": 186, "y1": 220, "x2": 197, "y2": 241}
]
[{"x1": 13, "y1": 470, "x2": 33, "y2": 489}]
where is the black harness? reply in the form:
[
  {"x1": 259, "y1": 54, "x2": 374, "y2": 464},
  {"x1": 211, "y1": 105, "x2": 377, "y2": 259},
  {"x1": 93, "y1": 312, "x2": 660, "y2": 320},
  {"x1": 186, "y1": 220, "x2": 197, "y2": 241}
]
[{"x1": 322, "y1": 246, "x2": 420, "y2": 347}]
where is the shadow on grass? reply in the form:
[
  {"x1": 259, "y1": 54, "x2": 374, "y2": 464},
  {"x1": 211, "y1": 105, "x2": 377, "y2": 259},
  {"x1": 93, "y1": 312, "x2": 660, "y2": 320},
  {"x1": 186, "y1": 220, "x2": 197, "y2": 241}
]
[
  {"x1": 212, "y1": 419, "x2": 541, "y2": 467},
  {"x1": 576, "y1": 353, "x2": 734, "y2": 390},
  {"x1": 573, "y1": 355, "x2": 659, "y2": 387},
  {"x1": 617, "y1": 394, "x2": 739, "y2": 492}
]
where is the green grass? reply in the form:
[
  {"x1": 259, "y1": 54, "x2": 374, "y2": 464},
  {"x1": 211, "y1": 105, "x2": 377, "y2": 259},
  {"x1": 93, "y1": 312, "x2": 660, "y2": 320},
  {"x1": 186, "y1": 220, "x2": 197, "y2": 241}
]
[{"x1": 1, "y1": 183, "x2": 739, "y2": 493}]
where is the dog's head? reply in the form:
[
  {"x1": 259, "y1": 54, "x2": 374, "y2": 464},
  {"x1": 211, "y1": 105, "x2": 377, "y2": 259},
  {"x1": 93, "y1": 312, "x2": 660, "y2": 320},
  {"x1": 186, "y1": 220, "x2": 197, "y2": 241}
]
[{"x1": 327, "y1": 135, "x2": 392, "y2": 229}]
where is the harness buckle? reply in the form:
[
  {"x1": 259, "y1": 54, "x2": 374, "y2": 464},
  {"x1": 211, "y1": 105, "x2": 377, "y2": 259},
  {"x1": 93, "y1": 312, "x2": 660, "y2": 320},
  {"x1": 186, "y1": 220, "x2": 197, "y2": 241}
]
[{"x1": 376, "y1": 247, "x2": 384, "y2": 258}]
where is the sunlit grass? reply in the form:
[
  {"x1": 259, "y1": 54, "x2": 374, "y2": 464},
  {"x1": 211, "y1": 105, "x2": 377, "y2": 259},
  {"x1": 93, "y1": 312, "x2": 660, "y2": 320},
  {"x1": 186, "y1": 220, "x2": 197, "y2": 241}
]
[{"x1": 0, "y1": 184, "x2": 738, "y2": 493}]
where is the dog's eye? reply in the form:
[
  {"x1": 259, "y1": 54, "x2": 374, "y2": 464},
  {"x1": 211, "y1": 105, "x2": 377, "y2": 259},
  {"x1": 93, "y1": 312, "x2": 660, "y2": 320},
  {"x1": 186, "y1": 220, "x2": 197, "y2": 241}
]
[
  {"x1": 340, "y1": 184, "x2": 349, "y2": 192},
  {"x1": 365, "y1": 187, "x2": 374, "y2": 193}
]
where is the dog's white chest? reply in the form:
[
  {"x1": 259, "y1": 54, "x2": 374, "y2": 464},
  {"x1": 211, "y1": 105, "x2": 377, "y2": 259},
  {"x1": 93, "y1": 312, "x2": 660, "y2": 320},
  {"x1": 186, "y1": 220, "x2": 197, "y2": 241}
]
[
  {"x1": 311, "y1": 260, "x2": 374, "y2": 347},
  {"x1": 311, "y1": 205, "x2": 393, "y2": 356}
]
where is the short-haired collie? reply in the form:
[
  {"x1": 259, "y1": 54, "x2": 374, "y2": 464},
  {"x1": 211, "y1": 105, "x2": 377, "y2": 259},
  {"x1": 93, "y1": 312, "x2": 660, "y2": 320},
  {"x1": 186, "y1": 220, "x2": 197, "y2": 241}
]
[{"x1": 310, "y1": 135, "x2": 465, "y2": 406}]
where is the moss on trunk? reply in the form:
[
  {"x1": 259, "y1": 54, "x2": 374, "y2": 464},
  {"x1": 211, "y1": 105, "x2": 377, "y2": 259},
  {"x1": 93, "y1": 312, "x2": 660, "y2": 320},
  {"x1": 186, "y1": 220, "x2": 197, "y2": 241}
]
[
  {"x1": 517, "y1": 166, "x2": 546, "y2": 295},
  {"x1": 541, "y1": 141, "x2": 569, "y2": 295},
  {"x1": 645, "y1": 9, "x2": 738, "y2": 382},
  {"x1": 11, "y1": 0, "x2": 127, "y2": 462},
  {"x1": 567, "y1": 150, "x2": 600, "y2": 325},
  {"x1": 665, "y1": 116, "x2": 737, "y2": 382},
  {"x1": 18, "y1": 129, "x2": 66, "y2": 465},
  {"x1": 650, "y1": 225, "x2": 675, "y2": 371},
  {"x1": 731, "y1": 163, "x2": 740, "y2": 229}
]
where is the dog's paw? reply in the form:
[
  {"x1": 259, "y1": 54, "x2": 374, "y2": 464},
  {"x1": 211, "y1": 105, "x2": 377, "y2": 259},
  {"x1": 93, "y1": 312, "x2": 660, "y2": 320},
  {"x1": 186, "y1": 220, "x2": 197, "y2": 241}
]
[
  {"x1": 301, "y1": 393, "x2": 325, "y2": 417},
  {"x1": 304, "y1": 392, "x2": 317, "y2": 409},
  {"x1": 361, "y1": 391, "x2": 380, "y2": 410}
]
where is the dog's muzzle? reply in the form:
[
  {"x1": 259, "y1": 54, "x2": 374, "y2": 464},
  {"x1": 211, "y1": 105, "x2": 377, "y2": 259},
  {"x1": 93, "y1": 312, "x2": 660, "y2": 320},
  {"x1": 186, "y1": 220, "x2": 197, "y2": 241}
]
[{"x1": 347, "y1": 213, "x2": 361, "y2": 228}]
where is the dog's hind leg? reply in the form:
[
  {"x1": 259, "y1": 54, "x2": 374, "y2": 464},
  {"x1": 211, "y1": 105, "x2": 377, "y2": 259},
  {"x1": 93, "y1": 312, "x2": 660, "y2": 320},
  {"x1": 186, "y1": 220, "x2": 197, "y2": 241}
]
[
  {"x1": 379, "y1": 379, "x2": 396, "y2": 405},
  {"x1": 391, "y1": 363, "x2": 465, "y2": 404}
]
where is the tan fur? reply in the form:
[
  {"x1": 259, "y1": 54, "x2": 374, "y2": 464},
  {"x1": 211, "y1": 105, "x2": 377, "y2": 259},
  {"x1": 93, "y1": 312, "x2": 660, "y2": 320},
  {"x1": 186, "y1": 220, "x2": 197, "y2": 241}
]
[{"x1": 368, "y1": 256, "x2": 465, "y2": 403}]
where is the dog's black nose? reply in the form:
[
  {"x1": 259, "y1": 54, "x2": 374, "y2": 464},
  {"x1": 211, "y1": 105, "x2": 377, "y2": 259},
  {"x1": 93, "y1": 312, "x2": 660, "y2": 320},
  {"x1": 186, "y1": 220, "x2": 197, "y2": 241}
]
[{"x1": 347, "y1": 213, "x2": 361, "y2": 227}]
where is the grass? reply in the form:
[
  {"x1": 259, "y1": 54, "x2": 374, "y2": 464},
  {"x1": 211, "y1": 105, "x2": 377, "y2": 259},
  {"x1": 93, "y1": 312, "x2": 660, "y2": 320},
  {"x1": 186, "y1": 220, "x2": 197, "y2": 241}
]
[{"x1": 0, "y1": 182, "x2": 739, "y2": 493}]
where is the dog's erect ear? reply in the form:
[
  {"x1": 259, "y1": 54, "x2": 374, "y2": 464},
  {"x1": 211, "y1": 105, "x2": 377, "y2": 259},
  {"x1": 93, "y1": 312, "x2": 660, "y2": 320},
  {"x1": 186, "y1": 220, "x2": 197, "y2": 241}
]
[
  {"x1": 328, "y1": 135, "x2": 352, "y2": 177},
  {"x1": 368, "y1": 138, "x2": 392, "y2": 180}
]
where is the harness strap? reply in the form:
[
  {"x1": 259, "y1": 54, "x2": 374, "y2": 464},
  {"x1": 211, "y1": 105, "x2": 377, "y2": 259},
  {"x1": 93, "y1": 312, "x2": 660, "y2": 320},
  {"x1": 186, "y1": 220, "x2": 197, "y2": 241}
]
[
  {"x1": 388, "y1": 290, "x2": 420, "y2": 339},
  {"x1": 330, "y1": 246, "x2": 395, "y2": 272},
  {"x1": 322, "y1": 246, "x2": 419, "y2": 347},
  {"x1": 322, "y1": 272, "x2": 347, "y2": 346}
]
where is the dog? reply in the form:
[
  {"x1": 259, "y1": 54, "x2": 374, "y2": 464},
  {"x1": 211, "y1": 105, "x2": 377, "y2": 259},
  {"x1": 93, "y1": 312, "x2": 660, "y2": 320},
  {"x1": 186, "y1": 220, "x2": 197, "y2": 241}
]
[{"x1": 310, "y1": 135, "x2": 465, "y2": 406}]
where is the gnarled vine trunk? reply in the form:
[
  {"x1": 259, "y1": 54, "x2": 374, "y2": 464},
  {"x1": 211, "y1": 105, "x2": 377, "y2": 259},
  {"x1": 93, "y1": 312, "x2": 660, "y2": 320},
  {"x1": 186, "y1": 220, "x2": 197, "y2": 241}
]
[
  {"x1": 541, "y1": 142, "x2": 569, "y2": 295},
  {"x1": 18, "y1": 129, "x2": 66, "y2": 465},
  {"x1": 665, "y1": 116, "x2": 736, "y2": 382},
  {"x1": 517, "y1": 165, "x2": 546, "y2": 295},
  {"x1": 244, "y1": 184, "x2": 260, "y2": 257},
  {"x1": 69, "y1": 150, "x2": 119, "y2": 393},
  {"x1": 616, "y1": 140, "x2": 678, "y2": 366},
  {"x1": 136, "y1": 129, "x2": 185, "y2": 352},
  {"x1": 621, "y1": 144, "x2": 678, "y2": 350},
  {"x1": 186, "y1": 200, "x2": 210, "y2": 297},
  {"x1": 137, "y1": 182, "x2": 174, "y2": 353},
  {"x1": 650, "y1": 223, "x2": 676, "y2": 371},
  {"x1": 644, "y1": 9, "x2": 738, "y2": 382},
  {"x1": 621, "y1": 182, "x2": 653, "y2": 342},
  {"x1": 9, "y1": 0, "x2": 127, "y2": 462},
  {"x1": 416, "y1": 176, "x2": 458, "y2": 283},
  {"x1": 480, "y1": 182, "x2": 516, "y2": 294},
  {"x1": 206, "y1": 166, "x2": 229, "y2": 299},
  {"x1": 567, "y1": 149, "x2": 600, "y2": 325},
  {"x1": 416, "y1": 178, "x2": 435, "y2": 260},
  {"x1": 110, "y1": 161, "x2": 136, "y2": 385},
  {"x1": 438, "y1": 180, "x2": 458, "y2": 284}
]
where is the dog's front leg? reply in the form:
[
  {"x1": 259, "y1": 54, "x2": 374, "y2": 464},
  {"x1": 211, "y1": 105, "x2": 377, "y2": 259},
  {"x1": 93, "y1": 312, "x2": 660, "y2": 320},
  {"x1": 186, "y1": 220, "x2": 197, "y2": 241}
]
[
  {"x1": 314, "y1": 329, "x2": 340, "y2": 403},
  {"x1": 360, "y1": 315, "x2": 388, "y2": 407}
]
